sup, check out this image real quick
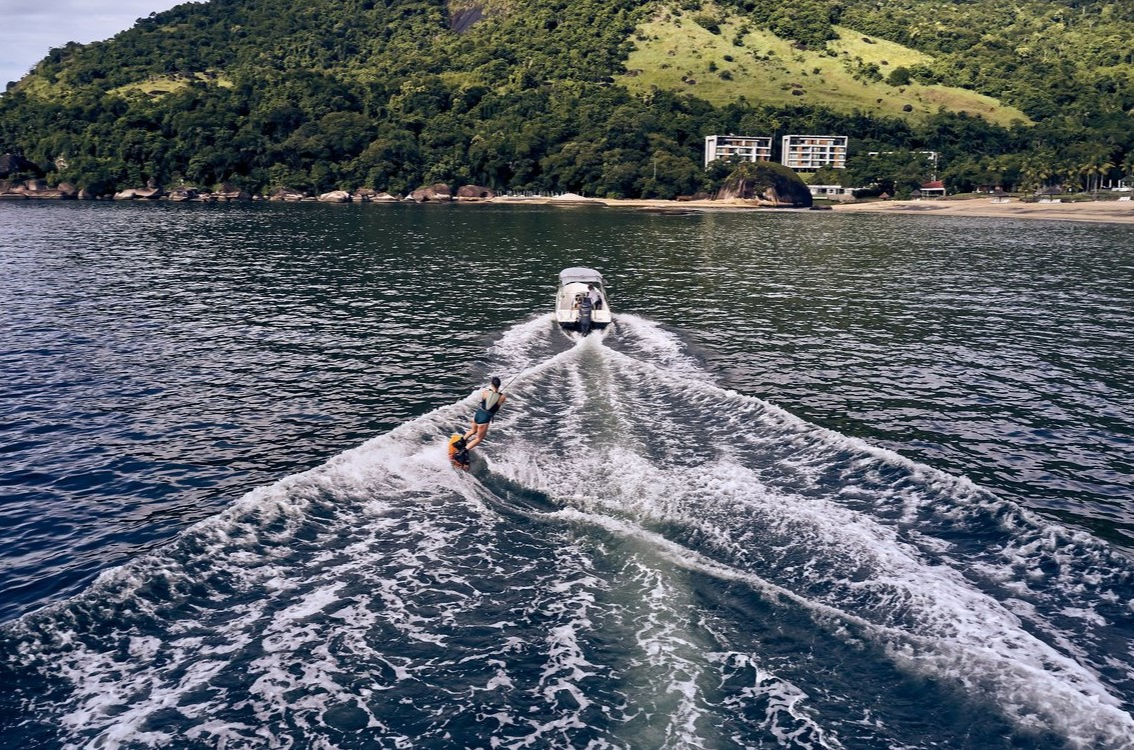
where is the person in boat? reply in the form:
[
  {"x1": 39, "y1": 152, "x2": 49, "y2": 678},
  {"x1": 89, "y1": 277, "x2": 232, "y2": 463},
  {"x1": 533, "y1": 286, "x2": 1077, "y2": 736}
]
[
  {"x1": 587, "y1": 283, "x2": 602, "y2": 310},
  {"x1": 448, "y1": 434, "x2": 471, "y2": 471},
  {"x1": 575, "y1": 292, "x2": 594, "y2": 334},
  {"x1": 464, "y1": 376, "x2": 506, "y2": 450}
]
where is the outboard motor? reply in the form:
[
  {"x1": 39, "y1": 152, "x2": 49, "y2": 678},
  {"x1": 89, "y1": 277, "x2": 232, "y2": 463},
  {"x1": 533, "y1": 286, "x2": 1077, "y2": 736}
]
[{"x1": 578, "y1": 294, "x2": 593, "y2": 335}]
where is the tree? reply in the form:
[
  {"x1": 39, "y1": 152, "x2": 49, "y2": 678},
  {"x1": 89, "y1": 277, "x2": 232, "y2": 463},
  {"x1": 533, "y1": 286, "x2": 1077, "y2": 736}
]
[
  {"x1": 886, "y1": 67, "x2": 912, "y2": 87},
  {"x1": 766, "y1": 0, "x2": 838, "y2": 49}
]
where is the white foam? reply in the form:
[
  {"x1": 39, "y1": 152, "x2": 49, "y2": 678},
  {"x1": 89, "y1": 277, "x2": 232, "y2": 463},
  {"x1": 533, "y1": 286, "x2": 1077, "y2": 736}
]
[
  {"x1": 6, "y1": 314, "x2": 1129, "y2": 750},
  {"x1": 484, "y1": 325, "x2": 1131, "y2": 749}
]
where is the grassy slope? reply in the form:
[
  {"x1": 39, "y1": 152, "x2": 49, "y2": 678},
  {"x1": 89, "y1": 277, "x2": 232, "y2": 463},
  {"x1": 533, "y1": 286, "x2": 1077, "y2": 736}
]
[
  {"x1": 620, "y1": 8, "x2": 1032, "y2": 126},
  {"x1": 109, "y1": 73, "x2": 235, "y2": 98}
]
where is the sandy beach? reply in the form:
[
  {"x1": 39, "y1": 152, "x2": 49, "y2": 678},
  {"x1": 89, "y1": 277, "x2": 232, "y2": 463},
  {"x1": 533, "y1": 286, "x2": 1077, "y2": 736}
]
[
  {"x1": 490, "y1": 194, "x2": 1134, "y2": 224},
  {"x1": 828, "y1": 197, "x2": 1134, "y2": 224}
]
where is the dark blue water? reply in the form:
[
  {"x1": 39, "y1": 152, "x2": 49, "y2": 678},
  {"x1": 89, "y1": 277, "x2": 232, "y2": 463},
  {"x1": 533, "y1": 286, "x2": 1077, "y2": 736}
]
[{"x1": 0, "y1": 201, "x2": 1130, "y2": 749}]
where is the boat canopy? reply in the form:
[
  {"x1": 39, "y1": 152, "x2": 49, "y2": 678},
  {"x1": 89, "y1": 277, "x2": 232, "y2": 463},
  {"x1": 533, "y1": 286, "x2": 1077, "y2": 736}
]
[{"x1": 559, "y1": 267, "x2": 605, "y2": 287}]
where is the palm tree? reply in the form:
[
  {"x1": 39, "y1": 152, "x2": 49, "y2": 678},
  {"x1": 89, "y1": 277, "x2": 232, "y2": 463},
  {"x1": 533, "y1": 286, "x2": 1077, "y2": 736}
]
[
  {"x1": 1092, "y1": 160, "x2": 1115, "y2": 195},
  {"x1": 1058, "y1": 162, "x2": 1080, "y2": 192},
  {"x1": 1020, "y1": 163, "x2": 1047, "y2": 194}
]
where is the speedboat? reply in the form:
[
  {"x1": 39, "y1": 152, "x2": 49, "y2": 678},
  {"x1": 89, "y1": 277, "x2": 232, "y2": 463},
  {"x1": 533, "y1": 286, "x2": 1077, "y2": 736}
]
[{"x1": 555, "y1": 267, "x2": 612, "y2": 333}]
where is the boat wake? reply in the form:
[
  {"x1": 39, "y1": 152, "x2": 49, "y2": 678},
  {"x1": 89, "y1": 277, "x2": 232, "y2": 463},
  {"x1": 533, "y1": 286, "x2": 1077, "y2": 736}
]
[{"x1": 0, "y1": 315, "x2": 1130, "y2": 750}]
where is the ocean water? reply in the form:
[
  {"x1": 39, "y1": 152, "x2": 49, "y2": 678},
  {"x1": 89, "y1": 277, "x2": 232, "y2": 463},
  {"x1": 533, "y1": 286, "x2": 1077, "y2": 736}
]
[{"x1": 0, "y1": 201, "x2": 1130, "y2": 749}]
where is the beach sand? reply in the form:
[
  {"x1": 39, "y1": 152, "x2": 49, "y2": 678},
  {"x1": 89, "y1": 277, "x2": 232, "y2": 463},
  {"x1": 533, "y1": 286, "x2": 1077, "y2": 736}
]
[
  {"x1": 489, "y1": 195, "x2": 1134, "y2": 224},
  {"x1": 828, "y1": 198, "x2": 1133, "y2": 224}
]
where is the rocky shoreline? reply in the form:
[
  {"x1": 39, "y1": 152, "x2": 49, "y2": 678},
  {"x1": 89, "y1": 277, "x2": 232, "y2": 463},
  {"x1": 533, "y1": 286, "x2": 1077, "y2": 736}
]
[
  {"x1": 0, "y1": 161, "x2": 813, "y2": 208},
  {"x1": 2, "y1": 176, "x2": 1129, "y2": 224},
  {"x1": 0, "y1": 180, "x2": 499, "y2": 204}
]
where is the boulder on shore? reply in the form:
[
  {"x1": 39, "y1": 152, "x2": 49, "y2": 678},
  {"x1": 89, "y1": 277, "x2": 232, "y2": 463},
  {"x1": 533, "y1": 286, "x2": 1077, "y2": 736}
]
[
  {"x1": 456, "y1": 185, "x2": 495, "y2": 200},
  {"x1": 0, "y1": 182, "x2": 27, "y2": 199},
  {"x1": 270, "y1": 187, "x2": 306, "y2": 202},
  {"x1": 372, "y1": 192, "x2": 399, "y2": 202},
  {"x1": 410, "y1": 183, "x2": 453, "y2": 202},
  {"x1": 318, "y1": 190, "x2": 352, "y2": 203},
  {"x1": 114, "y1": 186, "x2": 164, "y2": 200},
  {"x1": 714, "y1": 161, "x2": 812, "y2": 207},
  {"x1": 168, "y1": 187, "x2": 200, "y2": 202},
  {"x1": 215, "y1": 182, "x2": 250, "y2": 201}
]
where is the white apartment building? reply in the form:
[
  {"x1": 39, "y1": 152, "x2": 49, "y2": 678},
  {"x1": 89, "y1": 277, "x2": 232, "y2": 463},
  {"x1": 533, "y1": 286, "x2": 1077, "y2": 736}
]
[
  {"x1": 780, "y1": 135, "x2": 848, "y2": 170},
  {"x1": 704, "y1": 135, "x2": 773, "y2": 168}
]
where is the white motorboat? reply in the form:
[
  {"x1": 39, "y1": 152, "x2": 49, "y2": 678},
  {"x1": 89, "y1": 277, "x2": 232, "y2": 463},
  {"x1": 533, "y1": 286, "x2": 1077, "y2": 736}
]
[{"x1": 555, "y1": 267, "x2": 612, "y2": 333}]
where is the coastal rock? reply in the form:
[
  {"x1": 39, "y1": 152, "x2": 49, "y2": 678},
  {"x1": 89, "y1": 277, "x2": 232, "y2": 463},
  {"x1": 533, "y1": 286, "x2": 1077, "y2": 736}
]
[
  {"x1": 216, "y1": 182, "x2": 250, "y2": 201},
  {"x1": 714, "y1": 161, "x2": 812, "y2": 207},
  {"x1": 114, "y1": 186, "x2": 164, "y2": 200},
  {"x1": 0, "y1": 180, "x2": 73, "y2": 199},
  {"x1": 168, "y1": 187, "x2": 200, "y2": 202},
  {"x1": 456, "y1": 185, "x2": 495, "y2": 200},
  {"x1": 0, "y1": 182, "x2": 27, "y2": 199},
  {"x1": 352, "y1": 188, "x2": 377, "y2": 202},
  {"x1": 57, "y1": 183, "x2": 78, "y2": 198},
  {"x1": 410, "y1": 183, "x2": 453, "y2": 202},
  {"x1": 372, "y1": 192, "x2": 399, "y2": 202},
  {"x1": 318, "y1": 190, "x2": 352, "y2": 203},
  {"x1": 270, "y1": 187, "x2": 306, "y2": 202}
]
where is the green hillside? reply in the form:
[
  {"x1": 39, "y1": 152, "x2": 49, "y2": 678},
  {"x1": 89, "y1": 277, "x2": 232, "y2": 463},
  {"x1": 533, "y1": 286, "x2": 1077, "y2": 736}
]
[
  {"x1": 622, "y1": 13, "x2": 1031, "y2": 126},
  {"x1": 0, "y1": 0, "x2": 1128, "y2": 199}
]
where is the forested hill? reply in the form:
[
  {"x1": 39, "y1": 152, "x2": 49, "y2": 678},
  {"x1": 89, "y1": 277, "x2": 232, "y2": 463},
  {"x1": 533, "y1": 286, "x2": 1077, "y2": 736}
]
[{"x1": 0, "y1": 0, "x2": 1130, "y2": 199}]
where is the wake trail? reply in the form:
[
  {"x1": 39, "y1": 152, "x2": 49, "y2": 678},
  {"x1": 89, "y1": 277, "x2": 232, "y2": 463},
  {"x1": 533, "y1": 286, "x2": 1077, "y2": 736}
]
[
  {"x1": 0, "y1": 314, "x2": 1128, "y2": 750},
  {"x1": 485, "y1": 314, "x2": 1134, "y2": 749}
]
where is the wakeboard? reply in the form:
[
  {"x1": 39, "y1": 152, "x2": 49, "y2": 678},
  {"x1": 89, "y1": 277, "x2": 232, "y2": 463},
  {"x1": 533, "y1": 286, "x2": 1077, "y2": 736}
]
[{"x1": 448, "y1": 433, "x2": 471, "y2": 471}]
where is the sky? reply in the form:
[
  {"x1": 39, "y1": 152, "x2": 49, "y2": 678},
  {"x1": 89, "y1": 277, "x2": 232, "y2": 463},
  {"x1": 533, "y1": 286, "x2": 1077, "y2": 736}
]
[{"x1": 0, "y1": 1, "x2": 190, "y2": 89}]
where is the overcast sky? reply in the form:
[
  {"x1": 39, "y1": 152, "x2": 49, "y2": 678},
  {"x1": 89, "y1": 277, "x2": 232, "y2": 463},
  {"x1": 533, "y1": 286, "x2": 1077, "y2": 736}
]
[{"x1": 1, "y1": 1, "x2": 191, "y2": 89}]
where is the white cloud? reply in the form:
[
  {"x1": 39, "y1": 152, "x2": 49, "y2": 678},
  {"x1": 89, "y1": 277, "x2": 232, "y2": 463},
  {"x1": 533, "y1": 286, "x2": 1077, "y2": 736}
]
[{"x1": 0, "y1": 1, "x2": 190, "y2": 88}]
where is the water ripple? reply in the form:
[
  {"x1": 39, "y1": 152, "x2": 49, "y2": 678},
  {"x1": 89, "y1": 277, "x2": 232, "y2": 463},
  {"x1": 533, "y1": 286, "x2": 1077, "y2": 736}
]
[{"x1": 0, "y1": 202, "x2": 1130, "y2": 626}]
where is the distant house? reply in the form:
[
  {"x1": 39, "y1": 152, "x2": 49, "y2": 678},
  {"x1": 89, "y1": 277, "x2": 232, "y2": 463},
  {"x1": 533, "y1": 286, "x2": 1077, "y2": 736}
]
[
  {"x1": 919, "y1": 180, "x2": 946, "y2": 198},
  {"x1": 809, "y1": 184, "x2": 855, "y2": 201}
]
